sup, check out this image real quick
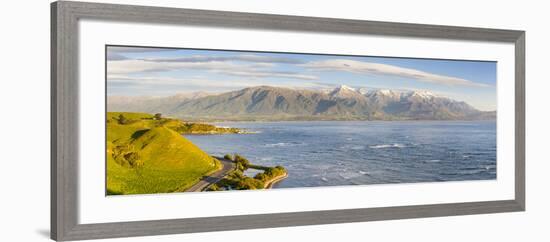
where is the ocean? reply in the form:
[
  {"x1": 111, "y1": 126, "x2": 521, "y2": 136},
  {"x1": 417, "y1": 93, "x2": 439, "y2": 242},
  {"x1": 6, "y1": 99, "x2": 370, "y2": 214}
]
[{"x1": 185, "y1": 121, "x2": 496, "y2": 189}]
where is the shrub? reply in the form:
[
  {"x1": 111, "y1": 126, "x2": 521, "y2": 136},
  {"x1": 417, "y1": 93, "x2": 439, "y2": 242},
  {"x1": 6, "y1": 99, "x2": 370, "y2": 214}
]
[
  {"x1": 154, "y1": 113, "x2": 162, "y2": 120},
  {"x1": 254, "y1": 166, "x2": 286, "y2": 182},
  {"x1": 234, "y1": 154, "x2": 250, "y2": 169},
  {"x1": 123, "y1": 152, "x2": 142, "y2": 167},
  {"x1": 228, "y1": 170, "x2": 244, "y2": 180},
  {"x1": 208, "y1": 184, "x2": 220, "y2": 191},
  {"x1": 209, "y1": 157, "x2": 287, "y2": 191},
  {"x1": 235, "y1": 177, "x2": 264, "y2": 190},
  {"x1": 223, "y1": 154, "x2": 233, "y2": 161},
  {"x1": 236, "y1": 162, "x2": 245, "y2": 171},
  {"x1": 254, "y1": 173, "x2": 267, "y2": 181},
  {"x1": 118, "y1": 114, "x2": 128, "y2": 124}
]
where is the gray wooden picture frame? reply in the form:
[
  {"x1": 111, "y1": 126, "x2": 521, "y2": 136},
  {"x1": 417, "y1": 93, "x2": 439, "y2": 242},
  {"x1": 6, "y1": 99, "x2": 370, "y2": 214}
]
[{"x1": 51, "y1": 1, "x2": 525, "y2": 241}]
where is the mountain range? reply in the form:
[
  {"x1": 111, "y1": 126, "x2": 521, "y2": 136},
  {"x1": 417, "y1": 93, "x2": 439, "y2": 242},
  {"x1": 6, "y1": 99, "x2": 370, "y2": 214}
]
[{"x1": 107, "y1": 85, "x2": 495, "y2": 121}]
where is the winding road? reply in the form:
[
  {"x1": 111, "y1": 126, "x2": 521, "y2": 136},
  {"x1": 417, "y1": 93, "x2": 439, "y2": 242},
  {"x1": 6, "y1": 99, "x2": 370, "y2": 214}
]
[{"x1": 185, "y1": 157, "x2": 235, "y2": 192}]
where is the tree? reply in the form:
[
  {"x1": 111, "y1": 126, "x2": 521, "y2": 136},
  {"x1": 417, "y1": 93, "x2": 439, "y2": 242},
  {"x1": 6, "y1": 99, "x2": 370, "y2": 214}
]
[
  {"x1": 209, "y1": 184, "x2": 220, "y2": 191},
  {"x1": 234, "y1": 154, "x2": 250, "y2": 169},
  {"x1": 236, "y1": 163, "x2": 245, "y2": 171},
  {"x1": 223, "y1": 154, "x2": 233, "y2": 161},
  {"x1": 254, "y1": 173, "x2": 267, "y2": 182},
  {"x1": 118, "y1": 114, "x2": 128, "y2": 124},
  {"x1": 154, "y1": 113, "x2": 162, "y2": 120}
]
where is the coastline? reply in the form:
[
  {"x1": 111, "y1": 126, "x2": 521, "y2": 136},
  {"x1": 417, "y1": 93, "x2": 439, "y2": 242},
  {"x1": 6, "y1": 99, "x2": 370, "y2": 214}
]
[
  {"x1": 264, "y1": 173, "x2": 288, "y2": 189},
  {"x1": 176, "y1": 116, "x2": 497, "y2": 123},
  {"x1": 182, "y1": 130, "x2": 257, "y2": 135},
  {"x1": 198, "y1": 155, "x2": 288, "y2": 191},
  {"x1": 198, "y1": 120, "x2": 498, "y2": 126}
]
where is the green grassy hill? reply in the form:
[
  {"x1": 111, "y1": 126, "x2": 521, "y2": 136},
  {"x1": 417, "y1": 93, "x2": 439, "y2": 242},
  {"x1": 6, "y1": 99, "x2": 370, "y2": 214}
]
[{"x1": 106, "y1": 112, "x2": 222, "y2": 195}]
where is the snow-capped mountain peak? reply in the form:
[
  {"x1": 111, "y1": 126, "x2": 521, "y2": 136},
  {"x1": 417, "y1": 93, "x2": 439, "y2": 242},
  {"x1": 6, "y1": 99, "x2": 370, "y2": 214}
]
[
  {"x1": 365, "y1": 89, "x2": 400, "y2": 98},
  {"x1": 376, "y1": 89, "x2": 393, "y2": 96},
  {"x1": 329, "y1": 85, "x2": 362, "y2": 99},
  {"x1": 338, "y1": 85, "x2": 355, "y2": 91},
  {"x1": 357, "y1": 87, "x2": 369, "y2": 95},
  {"x1": 408, "y1": 90, "x2": 437, "y2": 99}
]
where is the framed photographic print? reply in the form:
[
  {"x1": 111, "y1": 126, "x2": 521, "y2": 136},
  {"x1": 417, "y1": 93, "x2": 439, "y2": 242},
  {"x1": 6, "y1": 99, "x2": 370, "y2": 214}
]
[{"x1": 51, "y1": 1, "x2": 525, "y2": 241}]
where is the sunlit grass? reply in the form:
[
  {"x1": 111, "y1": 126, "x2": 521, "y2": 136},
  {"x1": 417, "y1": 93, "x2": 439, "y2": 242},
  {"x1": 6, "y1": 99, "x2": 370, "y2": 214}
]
[{"x1": 106, "y1": 112, "x2": 222, "y2": 195}]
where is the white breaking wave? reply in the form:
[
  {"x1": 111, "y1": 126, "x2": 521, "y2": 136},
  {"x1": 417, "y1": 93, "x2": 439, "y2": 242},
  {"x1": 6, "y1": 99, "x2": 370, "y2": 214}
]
[
  {"x1": 369, "y1": 143, "x2": 406, "y2": 149},
  {"x1": 485, "y1": 165, "x2": 496, "y2": 170},
  {"x1": 339, "y1": 172, "x2": 362, "y2": 180},
  {"x1": 425, "y1": 159, "x2": 441, "y2": 163},
  {"x1": 458, "y1": 169, "x2": 487, "y2": 175},
  {"x1": 264, "y1": 142, "x2": 302, "y2": 147},
  {"x1": 340, "y1": 145, "x2": 366, "y2": 150}
]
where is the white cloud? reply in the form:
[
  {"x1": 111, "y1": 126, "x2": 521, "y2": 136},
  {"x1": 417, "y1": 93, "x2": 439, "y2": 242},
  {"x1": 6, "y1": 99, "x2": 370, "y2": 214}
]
[
  {"x1": 107, "y1": 59, "x2": 318, "y2": 80},
  {"x1": 142, "y1": 54, "x2": 304, "y2": 64},
  {"x1": 107, "y1": 74, "x2": 251, "y2": 88},
  {"x1": 107, "y1": 74, "x2": 324, "y2": 95},
  {"x1": 302, "y1": 59, "x2": 490, "y2": 88},
  {"x1": 107, "y1": 59, "x2": 231, "y2": 74},
  {"x1": 107, "y1": 75, "x2": 257, "y2": 96},
  {"x1": 214, "y1": 70, "x2": 316, "y2": 80}
]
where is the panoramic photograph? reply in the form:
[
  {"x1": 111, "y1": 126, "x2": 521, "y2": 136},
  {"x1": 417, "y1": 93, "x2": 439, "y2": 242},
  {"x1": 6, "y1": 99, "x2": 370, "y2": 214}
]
[{"x1": 105, "y1": 45, "x2": 497, "y2": 195}]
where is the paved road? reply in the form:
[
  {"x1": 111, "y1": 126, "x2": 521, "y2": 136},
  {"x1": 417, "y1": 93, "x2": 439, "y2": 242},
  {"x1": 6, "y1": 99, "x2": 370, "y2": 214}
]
[{"x1": 185, "y1": 157, "x2": 235, "y2": 192}]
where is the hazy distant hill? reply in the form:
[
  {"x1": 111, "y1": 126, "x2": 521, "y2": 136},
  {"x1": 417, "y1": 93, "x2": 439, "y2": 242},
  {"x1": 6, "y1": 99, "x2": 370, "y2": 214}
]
[
  {"x1": 107, "y1": 92, "x2": 211, "y2": 114},
  {"x1": 108, "y1": 85, "x2": 495, "y2": 121}
]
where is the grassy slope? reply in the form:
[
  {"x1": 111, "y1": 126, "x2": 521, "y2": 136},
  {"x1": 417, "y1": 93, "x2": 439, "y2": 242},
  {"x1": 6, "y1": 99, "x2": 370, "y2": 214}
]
[{"x1": 106, "y1": 112, "x2": 221, "y2": 195}]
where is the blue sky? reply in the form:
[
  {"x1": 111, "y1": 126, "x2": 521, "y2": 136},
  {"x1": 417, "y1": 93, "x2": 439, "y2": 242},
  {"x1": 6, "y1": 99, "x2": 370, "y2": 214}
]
[{"x1": 107, "y1": 46, "x2": 497, "y2": 111}]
